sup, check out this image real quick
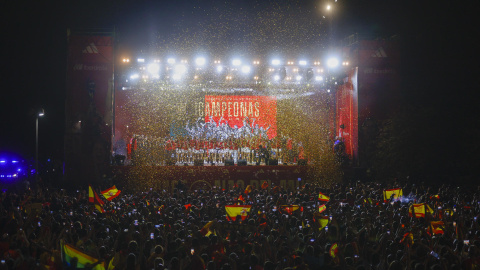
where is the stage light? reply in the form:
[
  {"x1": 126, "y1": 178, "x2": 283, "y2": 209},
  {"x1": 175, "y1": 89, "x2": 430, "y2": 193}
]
[
  {"x1": 0, "y1": 160, "x2": 5, "y2": 164},
  {"x1": 271, "y1": 59, "x2": 281, "y2": 66},
  {"x1": 167, "y1": 58, "x2": 176, "y2": 64},
  {"x1": 195, "y1": 57, "x2": 206, "y2": 66},
  {"x1": 12, "y1": 160, "x2": 18, "y2": 163},
  {"x1": 327, "y1": 57, "x2": 339, "y2": 68},
  {"x1": 241, "y1": 65, "x2": 251, "y2": 74},
  {"x1": 299, "y1": 60, "x2": 307, "y2": 66},
  {"x1": 147, "y1": 63, "x2": 160, "y2": 75},
  {"x1": 130, "y1": 74, "x2": 139, "y2": 80},
  {"x1": 216, "y1": 65, "x2": 224, "y2": 73},
  {"x1": 232, "y1": 59, "x2": 241, "y2": 66},
  {"x1": 172, "y1": 64, "x2": 187, "y2": 80},
  {"x1": 137, "y1": 58, "x2": 145, "y2": 63}
]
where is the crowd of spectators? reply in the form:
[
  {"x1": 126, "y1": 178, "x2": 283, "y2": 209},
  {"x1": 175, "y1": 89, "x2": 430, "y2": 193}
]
[{"x1": 1, "y1": 178, "x2": 479, "y2": 270}]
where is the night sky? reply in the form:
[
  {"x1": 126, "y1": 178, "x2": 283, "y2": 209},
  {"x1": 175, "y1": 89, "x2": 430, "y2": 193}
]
[{"x1": 1, "y1": 0, "x2": 477, "y2": 168}]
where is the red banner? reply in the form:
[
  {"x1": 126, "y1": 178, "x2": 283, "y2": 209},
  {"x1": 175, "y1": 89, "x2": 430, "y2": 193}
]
[{"x1": 204, "y1": 96, "x2": 277, "y2": 139}]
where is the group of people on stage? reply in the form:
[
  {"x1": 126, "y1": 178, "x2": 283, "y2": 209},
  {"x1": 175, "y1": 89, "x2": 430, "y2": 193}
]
[{"x1": 120, "y1": 134, "x2": 305, "y2": 166}]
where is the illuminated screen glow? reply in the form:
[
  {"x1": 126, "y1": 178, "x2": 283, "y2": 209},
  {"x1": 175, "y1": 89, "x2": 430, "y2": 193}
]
[{"x1": 204, "y1": 96, "x2": 277, "y2": 139}]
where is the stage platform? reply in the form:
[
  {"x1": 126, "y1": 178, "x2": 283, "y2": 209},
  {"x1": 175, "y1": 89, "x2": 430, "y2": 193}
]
[{"x1": 111, "y1": 164, "x2": 312, "y2": 191}]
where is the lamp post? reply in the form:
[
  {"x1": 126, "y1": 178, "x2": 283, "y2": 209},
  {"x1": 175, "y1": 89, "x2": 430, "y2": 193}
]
[{"x1": 36, "y1": 109, "x2": 44, "y2": 182}]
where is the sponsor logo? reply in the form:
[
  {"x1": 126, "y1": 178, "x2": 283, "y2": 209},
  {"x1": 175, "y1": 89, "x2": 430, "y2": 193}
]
[
  {"x1": 73, "y1": 63, "x2": 108, "y2": 71},
  {"x1": 82, "y1": 43, "x2": 99, "y2": 54},
  {"x1": 371, "y1": 47, "x2": 387, "y2": 58}
]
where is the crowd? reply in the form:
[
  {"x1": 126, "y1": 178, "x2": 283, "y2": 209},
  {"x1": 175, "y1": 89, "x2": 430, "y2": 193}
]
[{"x1": 0, "y1": 178, "x2": 479, "y2": 270}]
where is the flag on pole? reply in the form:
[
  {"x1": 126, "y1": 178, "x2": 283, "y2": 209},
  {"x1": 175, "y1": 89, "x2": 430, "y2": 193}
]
[
  {"x1": 225, "y1": 205, "x2": 252, "y2": 221},
  {"x1": 101, "y1": 186, "x2": 121, "y2": 201},
  {"x1": 61, "y1": 240, "x2": 105, "y2": 270},
  {"x1": 383, "y1": 188, "x2": 403, "y2": 202},
  {"x1": 318, "y1": 204, "x2": 327, "y2": 213},
  {"x1": 200, "y1": 221, "x2": 216, "y2": 236},
  {"x1": 409, "y1": 203, "x2": 434, "y2": 218},
  {"x1": 88, "y1": 185, "x2": 105, "y2": 213},
  {"x1": 318, "y1": 192, "x2": 330, "y2": 202}
]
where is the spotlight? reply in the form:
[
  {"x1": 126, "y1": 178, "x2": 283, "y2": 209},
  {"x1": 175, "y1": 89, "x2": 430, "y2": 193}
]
[
  {"x1": 147, "y1": 63, "x2": 160, "y2": 75},
  {"x1": 232, "y1": 59, "x2": 242, "y2": 66},
  {"x1": 271, "y1": 59, "x2": 281, "y2": 66},
  {"x1": 327, "y1": 57, "x2": 339, "y2": 68},
  {"x1": 241, "y1": 65, "x2": 251, "y2": 74},
  {"x1": 195, "y1": 57, "x2": 206, "y2": 66},
  {"x1": 137, "y1": 58, "x2": 145, "y2": 63},
  {"x1": 167, "y1": 58, "x2": 176, "y2": 64},
  {"x1": 299, "y1": 60, "x2": 307, "y2": 66},
  {"x1": 172, "y1": 64, "x2": 187, "y2": 80},
  {"x1": 216, "y1": 65, "x2": 224, "y2": 73}
]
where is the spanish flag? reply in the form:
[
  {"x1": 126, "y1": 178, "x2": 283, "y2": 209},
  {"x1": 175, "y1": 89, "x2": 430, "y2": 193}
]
[
  {"x1": 200, "y1": 221, "x2": 216, "y2": 236},
  {"x1": 400, "y1": 232, "x2": 414, "y2": 246},
  {"x1": 329, "y1": 243, "x2": 339, "y2": 258},
  {"x1": 238, "y1": 194, "x2": 245, "y2": 202},
  {"x1": 280, "y1": 205, "x2": 301, "y2": 215},
  {"x1": 61, "y1": 240, "x2": 105, "y2": 270},
  {"x1": 314, "y1": 214, "x2": 330, "y2": 231},
  {"x1": 89, "y1": 185, "x2": 106, "y2": 213},
  {"x1": 244, "y1": 185, "x2": 253, "y2": 194},
  {"x1": 318, "y1": 204, "x2": 327, "y2": 213},
  {"x1": 430, "y1": 221, "x2": 445, "y2": 235},
  {"x1": 383, "y1": 188, "x2": 403, "y2": 202},
  {"x1": 101, "y1": 186, "x2": 121, "y2": 201},
  {"x1": 409, "y1": 203, "x2": 434, "y2": 218},
  {"x1": 225, "y1": 205, "x2": 252, "y2": 221},
  {"x1": 318, "y1": 192, "x2": 330, "y2": 202}
]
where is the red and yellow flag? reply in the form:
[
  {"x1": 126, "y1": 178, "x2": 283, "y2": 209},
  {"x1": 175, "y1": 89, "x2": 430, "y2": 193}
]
[
  {"x1": 244, "y1": 185, "x2": 253, "y2": 194},
  {"x1": 101, "y1": 186, "x2": 121, "y2": 201},
  {"x1": 430, "y1": 221, "x2": 445, "y2": 235},
  {"x1": 89, "y1": 185, "x2": 105, "y2": 213},
  {"x1": 383, "y1": 188, "x2": 403, "y2": 202},
  {"x1": 280, "y1": 205, "x2": 301, "y2": 215},
  {"x1": 238, "y1": 195, "x2": 245, "y2": 202},
  {"x1": 225, "y1": 205, "x2": 252, "y2": 221},
  {"x1": 329, "y1": 243, "x2": 339, "y2": 258},
  {"x1": 318, "y1": 204, "x2": 327, "y2": 213},
  {"x1": 409, "y1": 203, "x2": 434, "y2": 218},
  {"x1": 318, "y1": 192, "x2": 330, "y2": 202},
  {"x1": 400, "y1": 232, "x2": 414, "y2": 246},
  {"x1": 200, "y1": 221, "x2": 216, "y2": 236},
  {"x1": 61, "y1": 240, "x2": 105, "y2": 270}
]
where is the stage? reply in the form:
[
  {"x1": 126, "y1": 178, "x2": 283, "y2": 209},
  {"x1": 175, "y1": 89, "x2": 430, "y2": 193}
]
[{"x1": 111, "y1": 164, "x2": 312, "y2": 191}]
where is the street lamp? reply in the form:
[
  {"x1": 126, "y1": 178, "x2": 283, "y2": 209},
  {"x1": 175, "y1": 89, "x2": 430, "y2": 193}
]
[{"x1": 36, "y1": 108, "x2": 44, "y2": 181}]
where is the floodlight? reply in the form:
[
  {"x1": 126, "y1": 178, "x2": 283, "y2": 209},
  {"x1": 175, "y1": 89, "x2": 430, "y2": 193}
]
[
  {"x1": 195, "y1": 57, "x2": 206, "y2": 66},
  {"x1": 241, "y1": 65, "x2": 251, "y2": 74},
  {"x1": 232, "y1": 59, "x2": 242, "y2": 66},
  {"x1": 130, "y1": 74, "x2": 139, "y2": 80},
  {"x1": 137, "y1": 58, "x2": 145, "y2": 63},
  {"x1": 216, "y1": 65, "x2": 224, "y2": 73},
  {"x1": 147, "y1": 63, "x2": 160, "y2": 75},
  {"x1": 172, "y1": 64, "x2": 187, "y2": 80},
  {"x1": 274, "y1": 75, "x2": 280, "y2": 81},
  {"x1": 315, "y1": 76, "x2": 324, "y2": 81},
  {"x1": 167, "y1": 58, "x2": 176, "y2": 64},
  {"x1": 299, "y1": 60, "x2": 307, "y2": 66},
  {"x1": 327, "y1": 57, "x2": 339, "y2": 68},
  {"x1": 271, "y1": 59, "x2": 281, "y2": 66},
  {"x1": 296, "y1": 75, "x2": 302, "y2": 81}
]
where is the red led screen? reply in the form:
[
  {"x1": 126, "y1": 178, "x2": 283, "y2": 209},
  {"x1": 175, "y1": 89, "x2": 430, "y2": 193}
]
[{"x1": 204, "y1": 96, "x2": 277, "y2": 139}]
